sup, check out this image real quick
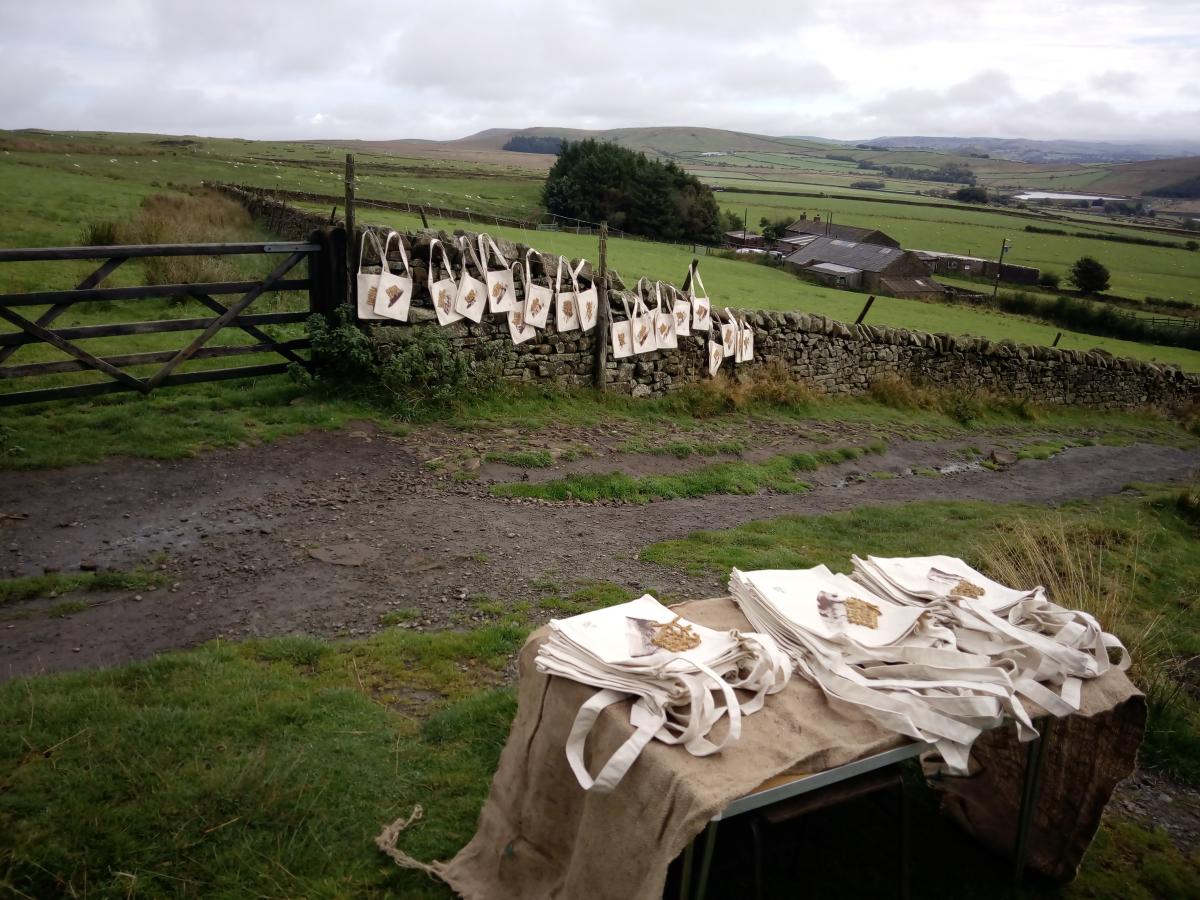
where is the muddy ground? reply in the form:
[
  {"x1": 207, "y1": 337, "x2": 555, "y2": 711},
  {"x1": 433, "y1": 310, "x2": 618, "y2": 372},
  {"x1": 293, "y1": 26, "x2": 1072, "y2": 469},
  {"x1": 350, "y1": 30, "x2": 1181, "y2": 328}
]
[{"x1": 2, "y1": 420, "x2": 1196, "y2": 681}]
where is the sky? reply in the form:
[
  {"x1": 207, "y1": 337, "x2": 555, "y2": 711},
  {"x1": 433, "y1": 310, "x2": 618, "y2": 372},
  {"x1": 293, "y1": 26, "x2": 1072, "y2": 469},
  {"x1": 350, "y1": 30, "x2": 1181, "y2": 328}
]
[{"x1": 1, "y1": 0, "x2": 1198, "y2": 144}]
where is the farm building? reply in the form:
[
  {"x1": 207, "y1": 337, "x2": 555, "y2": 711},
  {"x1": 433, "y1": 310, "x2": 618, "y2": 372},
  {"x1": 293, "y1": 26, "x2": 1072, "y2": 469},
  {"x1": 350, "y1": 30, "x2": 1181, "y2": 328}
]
[
  {"x1": 724, "y1": 230, "x2": 765, "y2": 249},
  {"x1": 784, "y1": 237, "x2": 946, "y2": 299},
  {"x1": 913, "y1": 250, "x2": 1040, "y2": 285},
  {"x1": 781, "y1": 214, "x2": 900, "y2": 248}
]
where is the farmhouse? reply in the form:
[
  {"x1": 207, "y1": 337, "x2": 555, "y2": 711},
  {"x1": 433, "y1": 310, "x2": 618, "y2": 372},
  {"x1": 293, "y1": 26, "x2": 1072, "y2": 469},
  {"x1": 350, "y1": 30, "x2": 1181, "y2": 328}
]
[
  {"x1": 781, "y1": 213, "x2": 900, "y2": 248},
  {"x1": 784, "y1": 236, "x2": 946, "y2": 299},
  {"x1": 724, "y1": 229, "x2": 766, "y2": 249},
  {"x1": 913, "y1": 250, "x2": 1041, "y2": 285}
]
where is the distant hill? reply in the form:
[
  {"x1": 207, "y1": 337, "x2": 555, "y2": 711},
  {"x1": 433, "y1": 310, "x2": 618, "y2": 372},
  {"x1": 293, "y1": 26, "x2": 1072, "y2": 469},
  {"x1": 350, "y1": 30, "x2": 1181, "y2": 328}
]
[
  {"x1": 448, "y1": 126, "x2": 833, "y2": 156},
  {"x1": 865, "y1": 135, "x2": 1200, "y2": 165}
]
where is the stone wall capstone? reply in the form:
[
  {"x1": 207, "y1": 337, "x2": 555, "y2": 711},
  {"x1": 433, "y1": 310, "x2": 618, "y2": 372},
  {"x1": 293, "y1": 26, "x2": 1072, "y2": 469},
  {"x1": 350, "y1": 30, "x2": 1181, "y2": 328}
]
[{"x1": 211, "y1": 183, "x2": 1199, "y2": 411}]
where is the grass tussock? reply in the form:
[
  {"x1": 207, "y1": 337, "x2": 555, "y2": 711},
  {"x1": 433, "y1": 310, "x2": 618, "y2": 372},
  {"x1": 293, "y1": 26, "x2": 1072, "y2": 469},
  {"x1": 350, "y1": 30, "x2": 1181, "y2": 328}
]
[
  {"x1": 0, "y1": 568, "x2": 169, "y2": 606},
  {"x1": 868, "y1": 374, "x2": 1039, "y2": 427},
  {"x1": 672, "y1": 361, "x2": 820, "y2": 418}
]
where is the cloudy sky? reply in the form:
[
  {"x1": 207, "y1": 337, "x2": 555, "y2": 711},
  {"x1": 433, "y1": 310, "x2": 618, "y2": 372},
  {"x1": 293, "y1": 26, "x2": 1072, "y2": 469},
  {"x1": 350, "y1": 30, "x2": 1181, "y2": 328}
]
[{"x1": 1, "y1": 0, "x2": 1198, "y2": 143}]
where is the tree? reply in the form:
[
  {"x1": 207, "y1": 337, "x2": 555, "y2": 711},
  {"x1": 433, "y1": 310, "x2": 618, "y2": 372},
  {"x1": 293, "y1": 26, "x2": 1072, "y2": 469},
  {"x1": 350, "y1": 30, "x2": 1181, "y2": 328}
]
[
  {"x1": 758, "y1": 216, "x2": 792, "y2": 242},
  {"x1": 720, "y1": 209, "x2": 744, "y2": 233},
  {"x1": 542, "y1": 140, "x2": 722, "y2": 243},
  {"x1": 953, "y1": 186, "x2": 988, "y2": 203},
  {"x1": 1068, "y1": 257, "x2": 1111, "y2": 295}
]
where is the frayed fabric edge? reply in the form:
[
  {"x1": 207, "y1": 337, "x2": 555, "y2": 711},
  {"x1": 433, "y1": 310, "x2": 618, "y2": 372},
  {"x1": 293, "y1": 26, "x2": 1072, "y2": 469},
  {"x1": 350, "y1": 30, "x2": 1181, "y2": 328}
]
[{"x1": 375, "y1": 805, "x2": 446, "y2": 880}]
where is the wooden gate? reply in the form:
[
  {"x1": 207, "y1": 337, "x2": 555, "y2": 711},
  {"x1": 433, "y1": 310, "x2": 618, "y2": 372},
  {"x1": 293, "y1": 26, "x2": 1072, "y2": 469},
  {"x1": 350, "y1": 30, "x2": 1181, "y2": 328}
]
[{"x1": 0, "y1": 231, "x2": 341, "y2": 406}]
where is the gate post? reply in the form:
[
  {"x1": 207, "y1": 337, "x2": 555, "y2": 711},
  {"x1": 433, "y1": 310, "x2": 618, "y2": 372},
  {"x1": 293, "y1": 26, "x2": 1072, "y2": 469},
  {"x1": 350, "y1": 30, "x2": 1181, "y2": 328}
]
[{"x1": 307, "y1": 226, "x2": 349, "y2": 322}]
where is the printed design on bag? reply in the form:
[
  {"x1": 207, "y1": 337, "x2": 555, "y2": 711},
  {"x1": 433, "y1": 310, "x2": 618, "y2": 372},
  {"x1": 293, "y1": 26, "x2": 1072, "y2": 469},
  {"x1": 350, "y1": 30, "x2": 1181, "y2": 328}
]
[
  {"x1": 658, "y1": 321, "x2": 670, "y2": 339},
  {"x1": 710, "y1": 346, "x2": 722, "y2": 367},
  {"x1": 617, "y1": 331, "x2": 627, "y2": 349},
  {"x1": 950, "y1": 578, "x2": 985, "y2": 599},
  {"x1": 675, "y1": 310, "x2": 686, "y2": 325},
  {"x1": 438, "y1": 289, "x2": 453, "y2": 314},
  {"x1": 845, "y1": 597, "x2": 882, "y2": 629},
  {"x1": 817, "y1": 591, "x2": 846, "y2": 624},
  {"x1": 723, "y1": 327, "x2": 735, "y2": 350},
  {"x1": 492, "y1": 281, "x2": 508, "y2": 300},
  {"x1": 530, "y1": 296, "x2": 543, "y2": 316},
  {"x1": 697, "y1": 304, "x2": 709, "y2": 321},
  {"x1": 651, "y1": 616, "x2": 701, "y2": 653},
  {"x1": 741, "y1": 331, "x2": 751, "y2": 353},
  {"x1": 367, "y1": 285, "x2": 378, "y2": 305},
  {"x1": 584, "y1": 299, "x2": 595, "y2": 320},
  {"x1": 637, "y1": 323, "x2": 650, "y2": 346},
  {"x1": 626, "y1": 617, "x2": 660, "y2": 657},
  {"x1": 386, "y1": 284, "x2": 404, "y2": 306},
  {"x1": 464, "y1": 288, "x2": 478, "y2": 308},
  {"x1": 562, "y1": 299, "x2": 575, "y2": 317},
  {"x1": 512, "y1": 310, "x2": 527, "y2": 333}
]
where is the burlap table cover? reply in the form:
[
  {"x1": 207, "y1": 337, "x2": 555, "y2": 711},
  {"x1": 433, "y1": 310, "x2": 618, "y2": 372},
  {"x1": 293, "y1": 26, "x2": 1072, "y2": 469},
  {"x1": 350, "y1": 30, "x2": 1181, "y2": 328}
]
[{"x1": 381, "y1": 597, "x2": 1141, "y2": 899}]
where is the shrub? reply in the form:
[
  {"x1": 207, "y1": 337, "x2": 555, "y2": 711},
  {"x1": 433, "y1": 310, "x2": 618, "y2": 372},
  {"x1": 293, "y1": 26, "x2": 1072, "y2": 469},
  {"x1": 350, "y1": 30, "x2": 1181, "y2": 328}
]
[
  {"x1": 1038, "y1": 271, "x2": 1061, "y2": 289},
  {"x1": 1068, "y1": 256, "x2": 1111, "y2": 295},
  {"x1": 373, "y1": 325, "x2": 487, "y2": 410},
  {"x1": 80, "y1": 220, "x2": 120, "y2": 246},
  {"x1": 307, "y1": 308, "x2": 374, "y2": 379}
]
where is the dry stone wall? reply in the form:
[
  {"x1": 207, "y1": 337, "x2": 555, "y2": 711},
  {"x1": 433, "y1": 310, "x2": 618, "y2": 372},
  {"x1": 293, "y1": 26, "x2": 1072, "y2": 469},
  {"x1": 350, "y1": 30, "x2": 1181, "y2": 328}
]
[{"x1": 212, "y1": 183, "x2": 1199, "y2": 410}]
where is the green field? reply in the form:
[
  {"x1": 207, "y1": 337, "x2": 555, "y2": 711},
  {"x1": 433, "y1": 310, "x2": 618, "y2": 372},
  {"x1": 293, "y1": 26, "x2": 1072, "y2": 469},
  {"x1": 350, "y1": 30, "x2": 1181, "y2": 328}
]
[{"x1": 3, "y1": 129, "x2": 1199, "y2": 394}]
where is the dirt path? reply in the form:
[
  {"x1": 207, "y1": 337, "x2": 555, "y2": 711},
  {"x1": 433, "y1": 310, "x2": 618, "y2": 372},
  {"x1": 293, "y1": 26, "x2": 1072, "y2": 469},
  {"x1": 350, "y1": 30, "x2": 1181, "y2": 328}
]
[{"x1": 1, "y1": 424, "x2": 1197, "y2": 681}]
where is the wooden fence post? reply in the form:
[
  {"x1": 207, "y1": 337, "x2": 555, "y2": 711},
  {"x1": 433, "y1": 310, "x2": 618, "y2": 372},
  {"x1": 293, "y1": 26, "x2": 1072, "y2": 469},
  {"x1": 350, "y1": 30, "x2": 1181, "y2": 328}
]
[
  {"x1": 855, "y1": 295, "x2": 876, "y2": 325},
  {"x1": 593, "y1": 221, "x2": 609, "y2": 391},
  {"x1": 344, "y1": 154, "x2": 356, "y2": 305}
]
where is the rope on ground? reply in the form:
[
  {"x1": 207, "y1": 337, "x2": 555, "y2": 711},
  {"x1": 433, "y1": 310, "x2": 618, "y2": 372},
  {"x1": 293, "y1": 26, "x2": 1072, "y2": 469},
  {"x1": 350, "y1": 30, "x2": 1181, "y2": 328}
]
[{"x1": 375, "y1": 805, "x2": 444, "y2": 879}]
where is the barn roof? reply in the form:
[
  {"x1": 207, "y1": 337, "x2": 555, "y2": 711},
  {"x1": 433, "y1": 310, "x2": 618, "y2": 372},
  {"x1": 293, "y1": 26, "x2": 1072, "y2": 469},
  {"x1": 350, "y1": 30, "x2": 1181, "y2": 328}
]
[
  {"x1": 785, "y1": 236, "x2": 908, "y2": 273},
  {"x1": 783, "y1": 219, "x2": 899, "y2": 246}
]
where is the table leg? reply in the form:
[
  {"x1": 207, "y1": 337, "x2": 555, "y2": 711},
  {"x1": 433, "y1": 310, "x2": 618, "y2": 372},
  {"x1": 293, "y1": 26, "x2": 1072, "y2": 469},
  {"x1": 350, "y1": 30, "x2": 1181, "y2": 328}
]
[
  {"x1": 679, "y1": 834, "x2": 695, "y2": 900},
  {"x1": 1013, "y1": 717, "x2": 1054, "y2": 883},
  {"x1": 694, "y1": 820, "x2": 720, "y2": 900}
]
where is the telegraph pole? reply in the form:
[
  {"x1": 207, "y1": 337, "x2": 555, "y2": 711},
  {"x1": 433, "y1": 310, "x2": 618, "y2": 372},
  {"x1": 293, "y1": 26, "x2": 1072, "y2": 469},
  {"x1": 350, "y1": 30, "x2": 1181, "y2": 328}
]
[{"x1": 992, "y1": 238, "x2": 1012, "y2": 299}]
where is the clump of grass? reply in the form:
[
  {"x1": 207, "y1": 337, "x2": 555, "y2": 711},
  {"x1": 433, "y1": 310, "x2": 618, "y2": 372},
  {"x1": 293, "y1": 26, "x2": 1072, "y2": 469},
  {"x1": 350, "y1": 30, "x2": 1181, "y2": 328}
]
[
  {"x1": 380, "y1": 608, "x2": 420, "y2": 626},
  {"x1": 491, "y1": 442, "x2": 883, "y2": 503},
  {"x1": 79, "y1": 219, "x2": 120, "y2": 246},
  {"x1": 976, "y1": 516, "x2": 1183, "y2": 718},
  {"x1": 670, "y1": 361, "x2": 819, "y2": 417},
  {"x1": 0, "y1": 568, "x2": 168, "y2": 606},
  {"x1": 48, "y1": 599, "x2": 89, "y2": 618},
  {"x1": 484, "y1": 449, "x2": 553, "y2": 469},
  {"x1": 869, "y1": 374, "x2": 1040, "y2": 426}
]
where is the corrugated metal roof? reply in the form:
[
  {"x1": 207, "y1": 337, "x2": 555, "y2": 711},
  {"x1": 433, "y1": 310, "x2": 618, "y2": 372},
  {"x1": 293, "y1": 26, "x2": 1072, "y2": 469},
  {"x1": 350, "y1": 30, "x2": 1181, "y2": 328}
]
[
  {"x1": 785, "y1": 236, "x2": 907, "y2": 273},
  {"x1": 810, "y1": 262, "x2": 862, "y2": 275},
  {"x1": 880, "y1": 275, "x2": 945, "y2": 295},
  {"x1": 783, "y1": 220, "x2": 899, "y2": 246}
]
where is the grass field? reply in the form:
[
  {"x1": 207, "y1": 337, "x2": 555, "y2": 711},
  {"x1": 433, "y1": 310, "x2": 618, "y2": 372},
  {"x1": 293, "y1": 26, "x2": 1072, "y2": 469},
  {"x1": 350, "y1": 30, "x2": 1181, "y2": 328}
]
[{"x1": 3, "y1": 490, "x2": 1198, "y2": 898}]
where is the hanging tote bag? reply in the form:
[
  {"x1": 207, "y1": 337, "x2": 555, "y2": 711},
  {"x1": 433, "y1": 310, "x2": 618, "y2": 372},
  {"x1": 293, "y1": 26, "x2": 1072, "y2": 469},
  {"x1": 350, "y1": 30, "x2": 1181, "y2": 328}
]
[
  {"x1": 632, "y1": 278, "x2": 659, "y2": 355},
  {"x1": 707, "y1": 337, "x2": 725, "y2": 376},
  {"x1": 372, "y1": 231, "x2": 414, "y2": 322},
  {"x1": 453, "y1": 236, "x2": 488, "y2": 323},
  {"x1": 480, "y1": 234, "x2": 517, "y2": 313},
  {"x1": 652, "y1": 281, "x2": 678, "y2": 350},
  {"x1": 736, "y1": 314, "x2": 755, "y2": 363},
  {"x1": 668, "y1": 282, "x2": 691, "y2": 338},
  {"x1": 507, "y1": 261, "x2": 537, "y2": 345},
  {"x1": 355, "y1": 229, "x2": 387, "y2": 321},
  {"x1": 554, "y1": 256, "x2": 581, "y2": 333},
  {"x1": 574, "y1": 259, "x2": 599, "y2": 332},
  {"x1": 688, "y1": 264, "x2": 712, "y2": 332},
  {"x1": 523, "y1": 249, "x2": 552, "y2": 330},
  {"x1": 610, "y1": 292, "x2": 635, "y2": 359},
  {"x1": 427, "y1": 238, "x2": 462, "y2": 326},
  {"x1": 720, "y1": 308, "x2": 738, "y2": 358}
]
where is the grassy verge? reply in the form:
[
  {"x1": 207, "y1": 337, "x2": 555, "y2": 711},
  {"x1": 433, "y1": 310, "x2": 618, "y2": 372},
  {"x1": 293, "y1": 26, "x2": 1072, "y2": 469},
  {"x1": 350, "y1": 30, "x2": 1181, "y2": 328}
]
[
  {"x1": 643, "y1": 488, "x2": 1200, "y2": 783},
  {"x1": 1, "y1": 521, "x2": 1197, "y2": 896},
  {"x1": 0, "y1": 568, "x2": 168, "y2": 606},
  {"x1": 489, "y1": 441, "x2": 886, "y2": 502}
]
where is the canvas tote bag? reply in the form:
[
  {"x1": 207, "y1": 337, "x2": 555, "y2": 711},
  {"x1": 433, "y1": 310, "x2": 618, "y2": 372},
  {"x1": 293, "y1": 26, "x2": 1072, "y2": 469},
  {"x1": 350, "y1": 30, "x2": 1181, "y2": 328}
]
[
  {"x1": 574, "y1": 259, "x2": 599, "y2": 332},
  {"x1": 736, "y1": 314, "x2": 755, "y2": 363},
  {"x1": 507, "y1": 262, "x2": 537, "y2": 345},
  {"x1": 720, "y1": 308, "x2": 738, "y2": 358},
  {"x1": 688, "y1": 264, "x2": 712, "y2": 332},
  {"x1": 355, "y1": 229, "x2": 387, "y2": 321},
  {"x1": 610, "y1": 291, "x2": 635, "y2": 359},
  {"x1": 707, "y1": 336, "x2": 725, "y2": 376},
  {"x1": 522, "y1": 249, "x2": 552, "y2": 329},
  {"x1": 630, "y1": 279, "x2": 659, "y2": 355},
  {"x1": 453, "y1": 236, "x2": 488, "y2": 323},
  {"x1": 480, "y1": 234, "x2": 517, "y2": 313},
  {"x1": 668, "y1": 282, "x2": 691, "y2": 338},
  {"x1": 427, "y1": 238, "x2": 461, "y2": 326},
  {"x1": 554, "y1": 255, "x2": 581, "y2": 332},
  {"x1": 652, "y1": 281, "x2": 678, "y2": 350},
  {"x1": 372, "y1": 231, "x2": 414, "y2": 322}
]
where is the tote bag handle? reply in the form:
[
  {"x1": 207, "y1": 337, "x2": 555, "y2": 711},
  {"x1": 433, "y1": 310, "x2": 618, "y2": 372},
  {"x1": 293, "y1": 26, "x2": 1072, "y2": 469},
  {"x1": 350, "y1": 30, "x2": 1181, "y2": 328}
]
[
  {"x1": 571, "y1": 257, "x2": 589, "y2": 291},
  {"x1": 687, "y1": 263, "x2": 708, "y2": 300},
  {"x1": 358, "y1": 229, "x2": 383, "y2": 274},
  {"x1": 380, "y1": 231, "x2": 411, "y2": 278},
  {"x1": 459, "y1": 235, "x2": 485, "y2": 280},
  {"x1": 554, "y1": 255, "x2": 572, "y2": 293},
  {"x1": 479, "y1": 233, "x2": 507, "y2": 272}
]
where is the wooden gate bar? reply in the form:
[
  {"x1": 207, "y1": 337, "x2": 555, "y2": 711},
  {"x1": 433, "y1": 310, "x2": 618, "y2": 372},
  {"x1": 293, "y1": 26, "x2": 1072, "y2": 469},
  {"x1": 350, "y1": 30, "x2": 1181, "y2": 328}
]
[
  {"x1": 0, "y1": 241, "x2": 318, "y2": 262},
  {"x1": 0, "y1": 277, "x2": 309, "y2": 307},
  {"x1": 145, "y1": 251, "x2": 307, "y2": 389},
  {"x1": 187, "y1": 290, "x2": 309, "y2": 367},
  {"x1": 0, "y1": 312, "x2": 309, "y2": 349},
  {"x1": 0, "y1": 339, "x2": 309, "y2": 379},
  {"x1": 0, "y1": 256, "x2": 127, "y2": 366},
  {"x1": 0, "y1": 306, "x2": 147, "y2": 392}
]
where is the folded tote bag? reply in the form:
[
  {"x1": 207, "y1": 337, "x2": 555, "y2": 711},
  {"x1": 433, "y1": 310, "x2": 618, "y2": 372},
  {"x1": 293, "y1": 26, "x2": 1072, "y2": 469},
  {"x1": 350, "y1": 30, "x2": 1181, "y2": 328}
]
[{"x1": 372, "y1": 231, "x2": 414, "y2": 322}]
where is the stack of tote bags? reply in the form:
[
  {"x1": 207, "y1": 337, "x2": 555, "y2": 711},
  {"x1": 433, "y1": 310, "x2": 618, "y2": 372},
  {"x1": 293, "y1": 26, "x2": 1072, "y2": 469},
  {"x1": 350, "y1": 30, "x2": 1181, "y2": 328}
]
[
  {"x1": 731, "y1": 558, "x2": 1127, "y2": 774},
  {"x1": 537, "y1": 594, "x2": 791, "y2": 792}
]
